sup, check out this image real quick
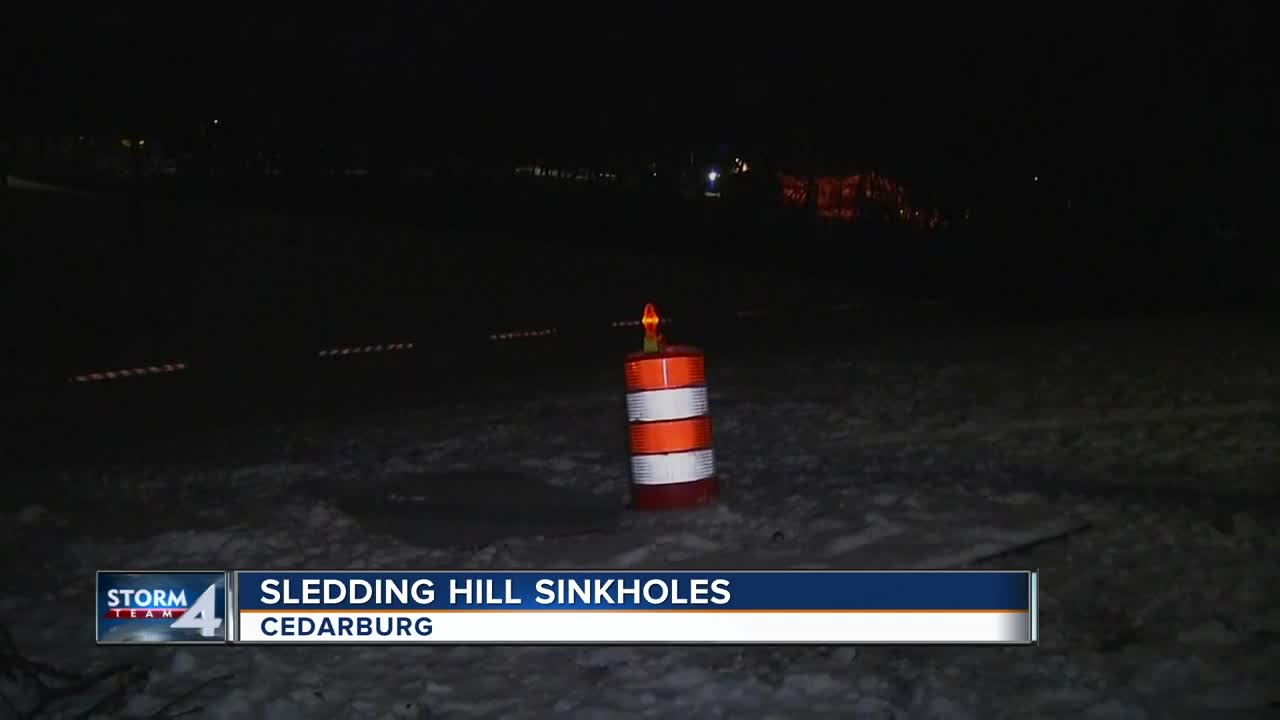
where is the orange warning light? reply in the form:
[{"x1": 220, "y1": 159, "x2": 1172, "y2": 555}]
[
  {"x1": 642, "y1": 303, "x2": 660, "y2": 337},
  {"x1": 642, "y1": 303, "x2": 662, "y2": 352}
]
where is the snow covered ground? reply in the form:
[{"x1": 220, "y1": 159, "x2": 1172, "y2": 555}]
[{"x1": 3, "y1": 311, "x2": 1278, "y2": 718}]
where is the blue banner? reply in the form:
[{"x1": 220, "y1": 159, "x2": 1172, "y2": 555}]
[{"x1": 234, "y1": 571, "x2": 1030, "y2": 611}]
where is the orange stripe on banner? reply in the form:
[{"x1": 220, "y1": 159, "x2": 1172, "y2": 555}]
[
  {"x1": 625, "y1": 354, "x2": 706, "y2": 391},
  {"x1": 629, "y1": 416, "x2": 713, "y2": 454}
]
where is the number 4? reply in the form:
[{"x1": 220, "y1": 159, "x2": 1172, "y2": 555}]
[{"x1": 170, "y1": 584, "x2": 223, "y2": 638}]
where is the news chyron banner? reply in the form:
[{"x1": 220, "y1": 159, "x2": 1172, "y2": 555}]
[{"x1": 98, "y1": 570, "x2": 1038, "y2": 645}]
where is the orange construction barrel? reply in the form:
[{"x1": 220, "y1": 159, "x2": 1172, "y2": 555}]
[{"x1": 624, "y1": 344, "x2": 718, "y2": 510}]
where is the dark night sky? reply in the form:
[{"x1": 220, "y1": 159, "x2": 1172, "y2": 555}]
[{"x1": 8, "y1": 8, "x2": 1271, "y2": 194}]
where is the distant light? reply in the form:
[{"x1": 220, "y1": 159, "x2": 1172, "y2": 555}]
[
  {"x1": 213, "y1": 119, "x2": 220, "y2": 125},
  {"x1": 138, "y1": 139, "x2": 145, "y2": 147},
  {"x1": 708, "y1": 170, "x2": 719, "y2": 183},
  {"x1": 1033, "y1": 175, "x2": 1039, "y2": 182}
]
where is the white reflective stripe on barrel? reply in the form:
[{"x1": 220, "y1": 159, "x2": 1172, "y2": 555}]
[
  {"x1": 626, "y1": 386, "x2": 709, "y2": 423},
  {"x1": 630, "y1": 449, "x2": 716, "y2": 486}
]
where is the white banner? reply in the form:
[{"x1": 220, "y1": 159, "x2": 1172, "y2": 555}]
[{"x1": 236, "y1": 610, "x2": 1031, "y2": 644}]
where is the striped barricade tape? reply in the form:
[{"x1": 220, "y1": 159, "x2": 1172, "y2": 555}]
[
  {"x1": 488, "y1": 328, "x2": 558, "y2": 341},
  {"x1": 59, "y1": 300, "x2": 923, "y2": 384},
  {"x1": 68, "y1": 362, "x2": 188, "y2": 383},
  {"x1": 317, "y1": 342, "x2": 415, "y2": 357},
  {"x1": 611, "y1": 317, "x2": 675, "y2": 328},
  {"x1": 489, "y1": 317, "x2": 677, "y2": 340}
]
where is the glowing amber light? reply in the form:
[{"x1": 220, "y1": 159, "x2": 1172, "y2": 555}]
[
  {"x1": 642, "y1": 303, "x2": 662, "y2": 352},
  {"x1": 642, "y1": 303, "x2": 660, "y2": 339}
]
